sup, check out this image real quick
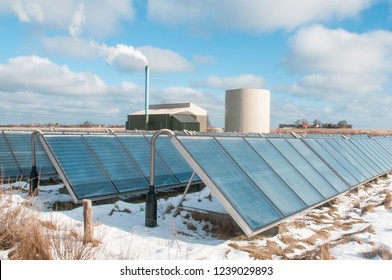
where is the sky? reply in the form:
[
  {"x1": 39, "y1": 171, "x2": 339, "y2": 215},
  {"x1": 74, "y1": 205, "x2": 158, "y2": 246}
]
[{"x1": 0, "y1": 0, "x2": 392, "y2": 129}]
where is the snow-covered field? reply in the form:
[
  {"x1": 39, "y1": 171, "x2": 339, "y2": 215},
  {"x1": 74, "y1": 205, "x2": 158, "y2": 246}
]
[{"x1": 1, "y1": 175, "x2": 392, "y2": 261}]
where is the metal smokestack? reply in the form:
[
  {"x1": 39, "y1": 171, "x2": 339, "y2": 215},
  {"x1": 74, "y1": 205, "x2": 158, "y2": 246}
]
[{"x1": 144, "y1": 65, "x2": 149, "y2": 130}]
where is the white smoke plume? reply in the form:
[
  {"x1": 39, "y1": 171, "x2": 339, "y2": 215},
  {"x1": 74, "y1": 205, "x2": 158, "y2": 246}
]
[{"x1": 94, "y1": 42, "x2": 148, "y2": 72}]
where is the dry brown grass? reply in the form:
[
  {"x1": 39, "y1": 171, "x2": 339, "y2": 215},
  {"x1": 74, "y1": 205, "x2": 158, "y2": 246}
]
[
  {"x1": 333, "y1": 220, "x2": 355, "y2": 231},
  {"x1": 362, "y1": 246, "x2": 392, "y2": 260},
  {"x1": 338, "y1": 236, "x2": 364, "y2": 246},
  {"x1": 188, "y1": 210, "x2": 243, "y2": 238},
  {"x1": 304, "y1": 244, "x2": 335, "y2": 260},
  {"x1": 186, "y1": 222, "x2": 197, "y2": 231},
  {"x1": 361, "y1": 204, "x2": 377, "y2": 215},
  {"x1": 279, "y1": 233, "x2": 297, "y2": 245},
  {"x1": 352, "y1": 201, "x2": 361, "y2": 209},
  {"x1": 9, "y1": 219, "x2": 52, "y2": 260},
  {"x1": 306, "y1": 213, "x2": 331, "y2": 223},
  {"x1": 316, "y1": 244, "x2": 336, "y2": 260},
  {"x1": 48, "y1": 222, "x2": 102, "y2": 260},
  {"x1": 291, "y1": 220, "x2": 307, "y2": 229},
  {"x1": 336, "y1": 225, "x2": 375, "y2": 241},
  {"x1": 271, "y1": 128, "x2": 392, "y2": 136},
  {"x1": 164, "y1": 203, "x2": 175, "y2": 214},
  {"x1": 278, "y1": 222, "x2": 289, "y2": 234},
  {"x1": 40, "y1": 220, "x2": 58, "y2": 231},
  {"x1": 327, "y1": 205, "x2": 339, "y2": 216},
  {"x1": 0, "y1": 193, "x2": 53, "y2": 259},
  {"x1": 0, "y1": 196, "x2": 30, "y2": 251},
  {"x1": 230, "y1": 240, "x2": 284, "y2": 260},
  {"x1": 383, "y1": 192, "x2": 391, "y2": 210},
  {"x1": 302, "y1": 230, "x2": 331, "y2": 246},
  {"x1": 0, "y1": 192, "x2": 103, "y2": 260}
]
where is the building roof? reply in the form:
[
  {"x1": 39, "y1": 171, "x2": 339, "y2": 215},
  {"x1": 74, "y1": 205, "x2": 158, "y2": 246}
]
[
  {"x1": 172, "y1": 114, "x2": 199, "y2": 124},
  {"x1": 130, "y1": 102, "x2": 207, "y2": 116}
]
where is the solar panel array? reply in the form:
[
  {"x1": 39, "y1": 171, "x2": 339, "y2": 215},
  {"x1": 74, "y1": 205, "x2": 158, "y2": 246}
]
[
  {"x1": 38, "y1": 132, "x2": 200, "y2": 202},
  {"x1": 2, "y1": 129, "x2": 392, "y2": 237},
  {"x1": 0, "y1": 131, "x2": 55, "y2": 179},
  {"x1": 170, "y1": 134, "x2": 392, "y2": 236}
]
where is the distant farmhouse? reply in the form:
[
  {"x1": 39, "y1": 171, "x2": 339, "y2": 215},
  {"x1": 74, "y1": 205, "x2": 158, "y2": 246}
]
[{"x1": 126, "y1": 102, "x2": 208, "y2": 132}]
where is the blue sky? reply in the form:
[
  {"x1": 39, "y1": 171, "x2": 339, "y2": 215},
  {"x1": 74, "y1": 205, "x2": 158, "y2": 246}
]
[{"x1": 1, "y1": 0, "x2": 392, "y2": 129}]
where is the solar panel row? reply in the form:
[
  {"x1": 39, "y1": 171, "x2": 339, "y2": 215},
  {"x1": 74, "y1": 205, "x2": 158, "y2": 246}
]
[
  {"x1": 2, "y1": 130, "x2": 392, "y2": 237},
  {"x1": 170, "y1": 134, "x2": 392, "y2": 236},
  {"x1": 38, "y1": 133, "x2": 200, "y2": 202},
  {"x1": 0, "y1": 131, "x2": 54, "y2": 179}
]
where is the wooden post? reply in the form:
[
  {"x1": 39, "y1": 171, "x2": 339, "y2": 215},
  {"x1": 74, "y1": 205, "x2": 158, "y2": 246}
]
[{"x1": 83, "y1": 199, "x2": 93, "y2": 244}]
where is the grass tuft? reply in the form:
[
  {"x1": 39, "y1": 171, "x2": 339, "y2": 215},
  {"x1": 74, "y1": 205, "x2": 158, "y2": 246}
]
[
  {"x1": 383, "y1": 192, "x2": 391, "y2": 210},
  {"x1": 10, "y1": 219, "x2": 52, "y2": 260},
  {"x1": 362, "y1": 246, "x2": 392, "y2": 260},
  {"x1": 0, "y1": 191, "x2": 103, "y2": 260}
]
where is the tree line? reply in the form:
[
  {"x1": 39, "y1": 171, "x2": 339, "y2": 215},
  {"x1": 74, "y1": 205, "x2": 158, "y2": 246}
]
[{"x1": 279, "y1": 119, "x2": 352, "y2": 129}]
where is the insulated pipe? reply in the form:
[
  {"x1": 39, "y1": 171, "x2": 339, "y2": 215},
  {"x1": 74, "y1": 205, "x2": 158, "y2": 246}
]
[
  {"x1": 30, "y1": 129, "x2": 43, "y2": 195},
  {"x1": 145, "y1": 129, "x2": 175, "y2": 227},
  {"x1": 145, "y1": 65, "x2": 149, "y2": 130}
]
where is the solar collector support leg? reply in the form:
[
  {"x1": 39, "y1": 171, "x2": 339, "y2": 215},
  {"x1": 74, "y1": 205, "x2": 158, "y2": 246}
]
[
  {"x1": 177, "y1": 171, "x2": 196, "y2": 208},
  {"x1": 145, "y1": 129, "x2": 175, "y2": 227}
]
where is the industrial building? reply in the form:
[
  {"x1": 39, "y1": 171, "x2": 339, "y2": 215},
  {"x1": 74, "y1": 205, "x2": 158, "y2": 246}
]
[
  {"x1": 225, "y1": 88, "x2": 270, "y2": 133},
  {"x1": 126, "y1": 102, "x2": 208, "y2": 132}
]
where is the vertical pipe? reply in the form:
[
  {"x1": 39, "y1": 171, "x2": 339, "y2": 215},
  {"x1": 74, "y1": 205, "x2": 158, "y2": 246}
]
[
  {"x1": 30, "y1": 130, "x2": 43, "y2": 195},
  {"x1": 145, "y1": 129, "x2": 175, "y2": 227},
  {"x1": 145, "y1": 65, "x2": 149, "y2": 130}
]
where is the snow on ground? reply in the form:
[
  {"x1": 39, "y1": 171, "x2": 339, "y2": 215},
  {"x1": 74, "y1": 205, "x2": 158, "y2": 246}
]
[{"x1": 1, "y1": 175, "x2": 392, "y2": 260}]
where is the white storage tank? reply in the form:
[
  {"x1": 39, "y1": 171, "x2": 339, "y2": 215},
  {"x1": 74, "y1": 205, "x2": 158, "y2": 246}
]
[{"x1": 225, "y1": 88, "x2": 270, "y2": 133}]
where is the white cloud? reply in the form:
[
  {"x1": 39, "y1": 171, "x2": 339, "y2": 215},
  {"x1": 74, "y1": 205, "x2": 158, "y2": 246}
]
[
  {"x1": 68, "y1": 3, "x2": 85, "y2": 38},
  {"x1": 196, "y1": 74, "x2": 265, "y2": 89},
  {"x1": 284, "y1": 25, "x2": 392, "y2": 100},
  {"x1": 7, "y1": 1, "x2": 44, "y2": 23},
  {"x1": 286, "y1": 25, "x2": 392, "y2": 75},
  {"x1": 84, "y1": 0, "x2": 135, "y2": 38},
  {"x1": 0, "y1": 55, "x2": 147, "y2": 125},
  {"x1": 147, "y1": 0, "x2": 373, "y2": 32},
  {"x1": 0, "y1": 56, "x2": 106, "y2": 95},
  {"x1": 0, "y1": 0, "x2": 134, "y2": 37},
  {"x1": 276, "y1": 25, "x2": 392, "y2": 128}
]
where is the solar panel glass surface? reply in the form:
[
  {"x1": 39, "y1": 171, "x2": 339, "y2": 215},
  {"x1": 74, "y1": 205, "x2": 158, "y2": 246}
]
[
  {"x1": 286, "y1": 139, "x2": 349, "y2": 192},
  {"x1": 316, "y1": 139, "x2": 367, "y2": 183},
  {"x1": 116, "y1": 135, "x2": 179, "y2": 187},
  {"x1": 268, "y1": 138, "x2": 339, "y2": 199},
  {"x1": 83, "y1": 135, "x2": 149, "y2": 192},
  {"x1": 335, "y1": 139, "x2": 381, "y2": 176},
  {"x1": 44, "y1": 135, "x2": 118, "y2": 200},
  {"x1": 145, "y1": 135, "x2": 200, "y2": 183},
  {"x1": 357, "y1": 139, "x2": 392, "y2": 169},
  {"x1": 245, "y1": 138, "x2": 325, "y2": 206},
  {"x1": 350, "y1": 139, "x2": 388, "y2": 172},
  {"x1": 302, "y1": 139, "x2": 359, "y2": 186},
  {"x1": 177, "y1": 136, "x2": 284, "y2": 231},
  {"x1": 0, "y1": 132, "x2": 21, "y2": 178},
  {"x1": 216, "y1": 137, "x2": 307, "y2": 216}
]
